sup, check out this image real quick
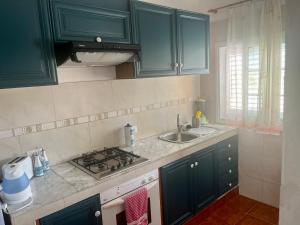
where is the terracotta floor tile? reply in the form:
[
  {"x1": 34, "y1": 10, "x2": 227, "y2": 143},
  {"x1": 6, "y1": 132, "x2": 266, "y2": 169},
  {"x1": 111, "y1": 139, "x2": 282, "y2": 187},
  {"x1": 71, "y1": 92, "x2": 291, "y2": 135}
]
[
  {"x1": 184, "y1": 193, "x2": 279, "y2": 225},
  {"x1": 248, "y1": 203, "x2": 279, "y2": 224},
  {"x1": 236, "y1": 215, "x2": 272, "y2": 225},
  {"x1": 226, "y1": 195, "x2": 257, "y2": 214},
  {"x1": 212, "y1": 205, "x2": 245, "y2": 225},
  {"x1": 197, "y1": 216, "x2": 230, "y2": 225}
]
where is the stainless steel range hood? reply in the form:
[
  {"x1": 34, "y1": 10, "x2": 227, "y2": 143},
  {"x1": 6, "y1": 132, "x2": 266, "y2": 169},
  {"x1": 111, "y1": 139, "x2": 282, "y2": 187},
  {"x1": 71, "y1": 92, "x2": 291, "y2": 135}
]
[{"x1": 55, "y1": 41, "x2": 141, "y2": 67}]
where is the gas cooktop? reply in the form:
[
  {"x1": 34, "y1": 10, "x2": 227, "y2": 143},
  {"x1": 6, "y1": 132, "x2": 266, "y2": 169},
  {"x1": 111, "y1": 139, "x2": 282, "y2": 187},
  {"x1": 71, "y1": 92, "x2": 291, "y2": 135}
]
[{"x1": 70, "y1": 147, "x2": 148, "y2": 180}]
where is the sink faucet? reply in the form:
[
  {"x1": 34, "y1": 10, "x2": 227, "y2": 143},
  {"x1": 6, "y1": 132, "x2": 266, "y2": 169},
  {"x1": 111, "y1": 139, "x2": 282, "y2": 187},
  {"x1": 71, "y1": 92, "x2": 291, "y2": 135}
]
[{"x1": 177, "y1": 114, "x2": 183, "y2": 141}]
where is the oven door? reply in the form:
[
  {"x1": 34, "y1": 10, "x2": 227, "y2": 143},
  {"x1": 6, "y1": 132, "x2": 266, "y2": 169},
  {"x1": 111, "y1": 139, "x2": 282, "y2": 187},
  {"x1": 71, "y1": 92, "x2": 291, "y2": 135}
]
[{"x1": 101, "y1": 180, "x2": 161, "y2": 225}]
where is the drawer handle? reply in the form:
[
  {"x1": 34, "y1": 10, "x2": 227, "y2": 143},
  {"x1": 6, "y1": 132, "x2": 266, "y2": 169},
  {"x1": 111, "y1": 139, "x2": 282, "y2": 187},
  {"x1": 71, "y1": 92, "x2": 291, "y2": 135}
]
[
  {"x1": 228, "y1": 157, "x2": 232, "y2": 161},
  {"x1": 228, "y1": 144, "x2": 231, "y2": 148},
  {"x1": 195, "y1": 162, "x2": 199, "y2": 166},
  {"x1": 229, "y1": 183, "x2": 232, "y2": 187},
  {"x1": 191, "y1": 163, "x2": 194, "y2": 168},
  {"x1": 229, "y1": 169, "x2": 232, "y2": 174},
  {"x1": 96, "y1": 37, "x2": 102, "y2": 43},
  {"x1": 95, "y1": 211, "x2": 101, "y2": 217}
]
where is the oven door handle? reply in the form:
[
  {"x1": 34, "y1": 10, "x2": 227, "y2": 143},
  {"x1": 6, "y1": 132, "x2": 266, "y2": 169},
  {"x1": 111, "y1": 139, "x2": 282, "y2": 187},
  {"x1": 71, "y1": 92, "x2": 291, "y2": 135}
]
[{"x1": 102, "y1": 180, "x2": 158, "y2": 210}]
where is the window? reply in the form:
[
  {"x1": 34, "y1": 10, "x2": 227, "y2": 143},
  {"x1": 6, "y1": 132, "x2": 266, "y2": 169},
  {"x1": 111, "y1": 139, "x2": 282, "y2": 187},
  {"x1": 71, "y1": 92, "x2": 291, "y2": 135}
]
[{"x1": 219, "y1": 44, "x2": 285, "y2": 120}]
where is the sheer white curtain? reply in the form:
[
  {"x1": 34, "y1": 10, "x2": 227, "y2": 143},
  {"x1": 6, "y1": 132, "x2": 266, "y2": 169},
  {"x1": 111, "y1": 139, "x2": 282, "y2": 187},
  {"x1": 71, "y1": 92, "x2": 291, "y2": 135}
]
[{"x1": 220, "y1": 0, "x2": 283, "y2": 133}]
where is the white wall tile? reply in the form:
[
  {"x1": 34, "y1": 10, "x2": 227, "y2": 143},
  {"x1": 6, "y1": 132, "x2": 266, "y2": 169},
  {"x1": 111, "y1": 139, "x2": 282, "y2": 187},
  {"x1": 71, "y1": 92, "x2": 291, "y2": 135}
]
[
  {"x1": 262, "y1": 181, "x2": 280, "y2": 207},
  {"x1": 0, "y1": 137, "x2": 21, "y2": 162},
  {"x1": 19, "y1": 124, "x2": 91, "y2": 165},
  {"x1": 239, "y1": 173, "x2": 263, "y2": 202},
  {"x1": 89, "y1": 115, "x2": 138, "y2": 149},
  {"x1": 0, "y1": 86, "x2": 55, "y2": 130}
]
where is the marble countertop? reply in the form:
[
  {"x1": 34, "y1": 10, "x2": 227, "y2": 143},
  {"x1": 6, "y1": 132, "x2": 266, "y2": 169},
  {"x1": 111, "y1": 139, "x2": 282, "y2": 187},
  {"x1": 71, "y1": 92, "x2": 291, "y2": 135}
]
[{"x1": 8, "y1": 124, "x2": 238, "y2": 225}]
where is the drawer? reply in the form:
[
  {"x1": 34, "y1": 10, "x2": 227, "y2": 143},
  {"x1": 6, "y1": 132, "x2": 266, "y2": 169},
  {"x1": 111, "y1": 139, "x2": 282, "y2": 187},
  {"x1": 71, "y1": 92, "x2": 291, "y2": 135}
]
[
  {"x1": 218, "y1": 174, "x2": 238, "y2": 195},
  {"x1": 218, "y1": 163, "x2": 238, "y2": 177},
  {"x1": 51, "y1": 1, "x2": 131, "y2": 43}
]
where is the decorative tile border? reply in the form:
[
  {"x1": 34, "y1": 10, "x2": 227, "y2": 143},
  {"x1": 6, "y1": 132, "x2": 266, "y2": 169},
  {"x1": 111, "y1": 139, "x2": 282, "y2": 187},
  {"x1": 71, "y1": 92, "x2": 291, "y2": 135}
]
[{"x1": 0, "y1": 97, "x2": 196, "y2": 140}]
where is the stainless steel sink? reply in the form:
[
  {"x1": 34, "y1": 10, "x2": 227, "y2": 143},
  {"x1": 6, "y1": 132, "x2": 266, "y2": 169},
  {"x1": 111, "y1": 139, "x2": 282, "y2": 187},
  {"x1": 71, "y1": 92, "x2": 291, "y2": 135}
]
[{"x1": 159, "y1": 132, "x2": 200, "y2": 144}]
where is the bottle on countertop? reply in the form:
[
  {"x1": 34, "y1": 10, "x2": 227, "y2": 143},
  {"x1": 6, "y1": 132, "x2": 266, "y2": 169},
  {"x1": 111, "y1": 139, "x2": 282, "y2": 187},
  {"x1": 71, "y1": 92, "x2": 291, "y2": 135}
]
[
  {"x1": 33, "y1": 153, "x2": 44, "y2": 177},
  {"x1": 41, "y1": 149, "x2": 50, "y2": 171},
  {"x1": 192, "y1": 111, "x2": 201, "y2": 128},
  {"x1": 124, "y1": 123, "x2": 137, "y2": 147}
]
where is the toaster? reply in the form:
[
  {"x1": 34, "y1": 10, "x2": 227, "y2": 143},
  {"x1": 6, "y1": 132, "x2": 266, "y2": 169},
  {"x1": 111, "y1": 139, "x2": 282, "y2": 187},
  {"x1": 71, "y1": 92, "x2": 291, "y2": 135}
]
[{"x1": 2, "y1": 156, "x2": 34, "y2": 180}]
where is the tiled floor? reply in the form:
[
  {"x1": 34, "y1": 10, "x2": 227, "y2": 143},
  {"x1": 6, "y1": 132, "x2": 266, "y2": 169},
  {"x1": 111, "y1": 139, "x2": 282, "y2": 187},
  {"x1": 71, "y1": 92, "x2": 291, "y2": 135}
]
[{"x1": 184, "y1": 189, "x2": 279, "y2": 225}]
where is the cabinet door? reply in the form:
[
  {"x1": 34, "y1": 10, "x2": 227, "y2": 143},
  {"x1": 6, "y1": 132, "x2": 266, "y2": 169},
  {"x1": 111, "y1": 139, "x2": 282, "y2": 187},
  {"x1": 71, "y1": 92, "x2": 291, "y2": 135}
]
[
  {"x1": 160, "y1": 157, "x2": 193, "y2": 225},
  {"x1": 0, "y1": 0, "x2": 57, "y2": 88},
  {"x1": 192, "y1": 147, "x2": 217, "y2": 213},
  {"x1": 52, "y1": 0, "x2": 129, "y2": 11},
  {"x1": 51, "y1": 1, "x2": 131, "y2": 43},
  {"x1": 40, "y1": 195, "x2": 102, "y2": 225},
  {"x1": 131, "y1": 1, "x2": 177, "y2": 77},
  {"x1": 177, "y1": 11, "x2": 209, "y2": 75}
]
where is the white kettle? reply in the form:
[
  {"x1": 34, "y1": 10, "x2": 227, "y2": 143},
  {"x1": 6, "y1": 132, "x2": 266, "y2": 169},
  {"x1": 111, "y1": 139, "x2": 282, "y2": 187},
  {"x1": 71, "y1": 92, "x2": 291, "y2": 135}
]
[{"x1": 0, "y1": 164, "x2": 32, "y2": 205}]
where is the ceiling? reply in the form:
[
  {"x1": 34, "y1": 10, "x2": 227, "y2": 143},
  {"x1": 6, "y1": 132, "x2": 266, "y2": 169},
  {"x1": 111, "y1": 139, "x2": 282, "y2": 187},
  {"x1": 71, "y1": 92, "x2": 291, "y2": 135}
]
[{"x1": 197, "y1": 0, "x2": 243, "y2": 11}]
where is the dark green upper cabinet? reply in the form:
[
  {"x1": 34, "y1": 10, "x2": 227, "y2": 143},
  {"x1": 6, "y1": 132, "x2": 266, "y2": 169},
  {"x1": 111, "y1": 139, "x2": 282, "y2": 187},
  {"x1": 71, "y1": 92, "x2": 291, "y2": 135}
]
[
  {"x1": 131, "y1": 1, "x2": 177, "y2": 77},
  {"x1": 51, "y1": 0, "x2": 129, "y2": 11},
  {"x1": 130, "y1": 1, "x2": 210, "y2": 78},
  {"x1": 177, "y1": 11, "x2": 209, "y2": 75},
  {"x1": 51, "y1": 1, "x2": 131, "y2": 43},
  {"x1": 0, "y1": 0, "x2": 57, "y2": 89},
  {"x1": 40, "y1": 195, "x2": 102, "y2": 225}
]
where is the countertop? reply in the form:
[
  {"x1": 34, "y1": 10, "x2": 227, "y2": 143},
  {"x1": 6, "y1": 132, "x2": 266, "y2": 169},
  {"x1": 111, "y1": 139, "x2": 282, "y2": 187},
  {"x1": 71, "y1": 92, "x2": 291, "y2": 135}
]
[{"x1": 8, "y1": 124, "x2": 238, "y2": 225}]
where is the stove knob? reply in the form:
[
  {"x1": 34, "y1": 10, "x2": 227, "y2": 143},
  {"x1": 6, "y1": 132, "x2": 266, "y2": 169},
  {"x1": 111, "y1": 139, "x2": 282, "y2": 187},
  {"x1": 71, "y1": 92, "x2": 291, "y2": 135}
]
[
  {"x1": 129, "y1": 158, "x2": 133, "y2": 164},
  {"x1": 141, "y1": 179, "x2": 147, "y2": 185},
  {"x1": 148, "y1": 176, "x2": 154, "y2": 182}
]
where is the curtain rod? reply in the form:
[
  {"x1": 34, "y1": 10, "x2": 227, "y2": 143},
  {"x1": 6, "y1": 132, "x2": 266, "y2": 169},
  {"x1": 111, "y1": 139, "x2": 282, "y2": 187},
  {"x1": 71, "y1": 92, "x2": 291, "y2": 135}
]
[{"x1": 208, "y1": 0, "x2": 251, "y2": 14}]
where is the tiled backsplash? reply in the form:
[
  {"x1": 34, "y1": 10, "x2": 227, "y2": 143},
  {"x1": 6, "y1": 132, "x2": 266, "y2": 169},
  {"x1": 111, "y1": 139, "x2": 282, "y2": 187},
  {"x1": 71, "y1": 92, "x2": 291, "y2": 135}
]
[
  {"x1": 0, "y1": 75, "x2": 200, "y2": 165},
  {"x1": 0, "y1": 96, "x2": 195, "y2": 139}
]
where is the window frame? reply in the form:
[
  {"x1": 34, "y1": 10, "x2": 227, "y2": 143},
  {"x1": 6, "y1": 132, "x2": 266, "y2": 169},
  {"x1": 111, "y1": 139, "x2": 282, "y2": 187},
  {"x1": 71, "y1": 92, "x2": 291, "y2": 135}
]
[{"x1": 216, "y1": 42, "x2": 285, "y2": 124}]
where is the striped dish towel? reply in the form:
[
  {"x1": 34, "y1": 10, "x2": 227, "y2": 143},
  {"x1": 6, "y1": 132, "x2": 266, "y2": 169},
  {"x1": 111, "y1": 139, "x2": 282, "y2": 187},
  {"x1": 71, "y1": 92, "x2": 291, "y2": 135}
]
[{"x1": 124, "y1": 187, "x2": 148, "y2": 225}]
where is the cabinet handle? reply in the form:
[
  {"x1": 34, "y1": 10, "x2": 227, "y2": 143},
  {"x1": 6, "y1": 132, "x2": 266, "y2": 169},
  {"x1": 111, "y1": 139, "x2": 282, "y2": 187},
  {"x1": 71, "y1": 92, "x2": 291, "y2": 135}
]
[
  {"x1": 95, "y1": 211, "x2": 101, "y2": 217},
  {"x1": 229, "y1": 183, "x2": 232, "y2": 187},
  {"x1": 195, "y1": 162, "x2": 199, "y2": 166},
  {"x1": 229, "y1": 169, "x2": 232, "y2": 174},
  {"x1": 96, "y1": 37, "x2": 102, "y2": 43},
  {"x1": 175, "y1": 63, "x2": 179, "y2": 68},
  {"x1": 190, "y1": 164, "x2": 194, "y2": 168},
  {"x1": 228, "y1": 144, "x2": 231, "y2": 148},
  {"x1": 228, "y1": 157, "x2": 232, "y2": 161},
  {"x1": 180, "y1": 63, "x2": 183, "y2": 68}
]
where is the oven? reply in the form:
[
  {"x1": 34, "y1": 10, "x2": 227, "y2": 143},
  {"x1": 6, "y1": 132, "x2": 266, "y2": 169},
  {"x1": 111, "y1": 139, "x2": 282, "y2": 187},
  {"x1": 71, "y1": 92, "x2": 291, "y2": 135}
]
[{"x1": 100, "y1": 170, "x2": 161, "y2": 225}]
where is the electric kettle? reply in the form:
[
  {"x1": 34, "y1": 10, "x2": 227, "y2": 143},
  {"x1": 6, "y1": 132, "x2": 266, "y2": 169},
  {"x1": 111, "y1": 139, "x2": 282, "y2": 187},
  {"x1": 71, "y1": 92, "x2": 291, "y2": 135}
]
[{"x1": 0, "y1": 164, "x2": 32, "y2": 205}]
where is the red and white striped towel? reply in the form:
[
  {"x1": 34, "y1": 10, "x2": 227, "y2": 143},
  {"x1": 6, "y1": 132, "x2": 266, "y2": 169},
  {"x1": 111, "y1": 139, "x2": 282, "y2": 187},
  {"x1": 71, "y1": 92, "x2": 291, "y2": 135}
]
[{"x1": 124, "y1": 187, "x2": 148, "y2": 225}]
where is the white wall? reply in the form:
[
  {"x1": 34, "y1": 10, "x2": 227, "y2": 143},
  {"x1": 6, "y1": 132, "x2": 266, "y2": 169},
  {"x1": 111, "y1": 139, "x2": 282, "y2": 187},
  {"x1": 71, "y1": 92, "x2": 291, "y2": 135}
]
[
  {"x1": 201, "y1": 16, "x2": 282, "y2": 207},
  {"x1": 279, "y1": 0, "x2": 300, "y2": 224}
]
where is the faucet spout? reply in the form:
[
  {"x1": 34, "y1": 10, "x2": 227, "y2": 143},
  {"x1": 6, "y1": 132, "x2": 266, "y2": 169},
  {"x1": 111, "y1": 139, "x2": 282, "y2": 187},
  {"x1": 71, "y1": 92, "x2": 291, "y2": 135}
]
[{"x1": 177, "y1": 114, "x2": 183, "y2": 141}]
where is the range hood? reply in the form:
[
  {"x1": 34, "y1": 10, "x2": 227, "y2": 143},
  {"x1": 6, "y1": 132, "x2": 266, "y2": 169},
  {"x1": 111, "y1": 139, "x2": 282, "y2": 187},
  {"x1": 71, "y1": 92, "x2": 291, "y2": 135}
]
[{"x1": 55, "y1": 41, "x2": 141, "y2": 67}]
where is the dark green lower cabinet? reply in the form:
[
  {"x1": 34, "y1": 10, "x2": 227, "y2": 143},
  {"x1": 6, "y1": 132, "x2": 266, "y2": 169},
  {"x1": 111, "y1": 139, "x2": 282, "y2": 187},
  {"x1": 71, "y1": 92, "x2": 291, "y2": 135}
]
[
  {"x1": 216, "y1": 136, "x2": 239, "y2": 196},
  {"x1": 160, "y1": 136, "x2": 238, "y2": 225},
  {"x1": 193, "y1": 148, "x2": 216, "y2": 213},
  {"x1": 160, "y1": 147, "x2": 217, "y2": 225},
  {"x1": 160, "y1": 157, "x2": 194, "y2": 225},
  {"x1": 40, "y1": 195, "x2": 102, "y2": 225}
]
